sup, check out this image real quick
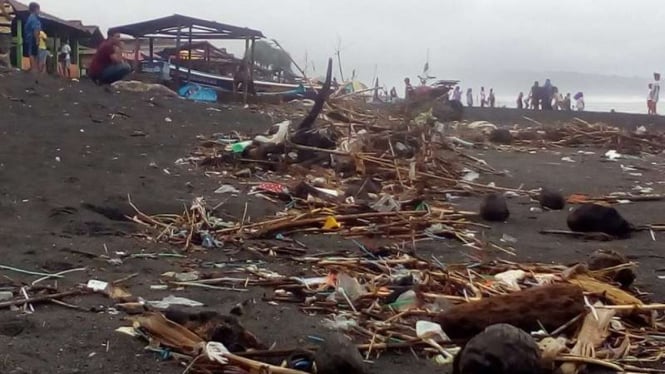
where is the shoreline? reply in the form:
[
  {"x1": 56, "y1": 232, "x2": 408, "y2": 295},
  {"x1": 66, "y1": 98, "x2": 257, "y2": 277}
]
[{"x1": 463, "y1": 106, "x2": 665, "y2": 129}]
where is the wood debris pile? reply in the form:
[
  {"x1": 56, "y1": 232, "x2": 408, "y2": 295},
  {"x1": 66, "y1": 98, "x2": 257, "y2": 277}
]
[
  {"x1": 130, "y1": 196, "x2": 500, "y2": 252},
  {"x1": 116, "y1": 251, "x2": 665, "y2": 373},
  {"x1": 509, "y1": 119, "x2": 665, "y2": 154},
  {"x1": 264, "y1": 253, "x2": 665, "y2": 372}
]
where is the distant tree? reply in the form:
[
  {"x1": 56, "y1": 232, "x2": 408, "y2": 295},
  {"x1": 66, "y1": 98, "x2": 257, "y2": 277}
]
[{"x1": 248, "y1": 40, "x2": 293, "y2": 77}]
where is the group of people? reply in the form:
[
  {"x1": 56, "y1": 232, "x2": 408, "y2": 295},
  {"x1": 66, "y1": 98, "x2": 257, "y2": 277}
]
[
  {"x1": 0, "y1": 2, "x2": 71, "y2": 76},
  {"x1": 451, "y1": 86, "x2": 497, "y2": 108},
  {"x1": 0, "y1": 1, "x2": 130, "y2": 84},
  {"x1": 461, "y1": 86, "x2": 496, "y2": 108},
  {"x1": 518, "y1": 79, "x2": 584, "y2": 111},
  {"x1": 424, "y1": 85, "x2": 496, "y2": 108}
]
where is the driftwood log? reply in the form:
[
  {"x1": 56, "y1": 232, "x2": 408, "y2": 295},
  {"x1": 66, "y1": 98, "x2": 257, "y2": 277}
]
[{"x1": 435, "y1": 284, "x2": 585, "y2": 341}]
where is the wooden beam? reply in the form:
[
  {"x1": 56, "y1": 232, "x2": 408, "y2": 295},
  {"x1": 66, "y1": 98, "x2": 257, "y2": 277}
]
[
  {"x1": 72, "y1": 39, "x2": 79, "y2": 76},
  {"x1": 243, "y1": 38, "x2": 250, "y2": 104},
  {"x1": 249, "y1": 37, "x2": 255, "y2": 89},
  {"x1": 15, "y1": 19, "x2": 23, "y2": 69},
  {"x1": 133, "y1": 38, "x2": 141, "y2": 72},
  {"x1": 174, "y1": 26, "x2": 182, "y2": 82},
  {"x1": 137, "y1": 33, "x2": 255, "y2": 40},
  {"x1": 187, "y1": 25, "x2": 193, "y2": 81}
]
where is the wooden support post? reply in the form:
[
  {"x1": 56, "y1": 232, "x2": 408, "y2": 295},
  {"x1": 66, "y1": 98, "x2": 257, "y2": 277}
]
[
  {"x1": 249, "y1": 37, "x2": 255, "y2": 88},
  {"x1": 336, "y1": 50, "x2": 345, "y2": 82},
  {"x1": 187, "y1": 25, "x2": 192, "y2": 81},
  {"x1": 72, "y1": 38, "x2": 79, "y2": 77},
  {"x1": 133, "y1": 38, "x2": 141, "y2": 72},
  {"x1": 243, "y1": 37, "x2": 249, "y2": 104},
  {"x1": 14, "y1": 19, "x2": 22, "y2": 68},
  {"x1": 149, "y1": 37, "x2": 154, "y2": 61},
  {"x1": 205, "y1": 44, "x2": 210, "y2": 71},
  {"x1": 175, "y1": 26, "x2": 182, "y2": 83}
]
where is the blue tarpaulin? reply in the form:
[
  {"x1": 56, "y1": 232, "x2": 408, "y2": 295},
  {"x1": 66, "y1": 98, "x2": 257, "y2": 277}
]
[{"x1": 178, "y1": 83, "x2": 218, "y2": 102}]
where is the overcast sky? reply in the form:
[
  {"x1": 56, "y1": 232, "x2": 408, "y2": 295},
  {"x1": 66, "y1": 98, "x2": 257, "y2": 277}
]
[{"x1": 37, "y1": 0, "x2": 662, "y2": 95}]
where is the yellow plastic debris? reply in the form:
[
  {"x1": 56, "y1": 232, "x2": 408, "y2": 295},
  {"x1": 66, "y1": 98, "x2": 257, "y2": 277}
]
[{"x1": 322, "y1": 216, "x2": 341, "y2": 230}]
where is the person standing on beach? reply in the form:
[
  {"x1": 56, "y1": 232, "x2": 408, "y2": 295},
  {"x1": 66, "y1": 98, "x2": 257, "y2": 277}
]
[
  {"x1": 58, "y1": 40, "x2": 71, "y2": 78},
  {"x1": 466, "y1": 88, "x2": 473, "y2": 107},
  {"x1": 0, "y1": 0, "x2": 15, "y2": 68},
  {"x1": 575, "y1": 92, "x2": 585, "y2": 111},
  {"x1": 37, "y1": 30, "x2": 48, "y2": 73},
  {"x1": 389, "y1": 87, "x2": 397, "y2": 102},
  {"x1": 563, "y1": 93, "x2": 572, "y2": 111},
  {"x1": 517, "y1": 92, "x2": 524, "y2": 109},
  {"x1": 23, "y1": 2, "x2": 42, "y2": 73},
  {"x1": 88, "y1": 32, "x2": 131, "y2": 85},
  {"x1": 552, "y1": 87, "x2": 563, "y2": 110},
  {"x1": 452, "y1": 86, "x2": 462, "y2": 102},
  {"x1": 529, "y1": 81, "x2": 539, "y2": 110},
  {"x1": 651, "y1": 73, "x2": 660, "y2": 115},
  {"x1": 480, "y1": 87, "x2": 486, "y2": 107},
  {"x1": 488, "y1": 88, "x2": 496, "y2": 108},
  {"x1": 542, "y1": 79, "x2": 554, "y2": 110},
  {"x1": 404, "y1": 77, "x2": 414, "y2": 99}
]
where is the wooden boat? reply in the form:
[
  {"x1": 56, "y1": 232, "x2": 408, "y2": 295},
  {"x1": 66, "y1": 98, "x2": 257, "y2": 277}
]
[{"x1": 140, "y1": 60, "x2": 320, "y2": 100}]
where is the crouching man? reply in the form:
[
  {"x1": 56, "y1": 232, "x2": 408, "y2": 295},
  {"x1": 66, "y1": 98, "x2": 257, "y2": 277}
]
[{"x1": 88, "y1": 32, "x2": 130, "y2": 84}]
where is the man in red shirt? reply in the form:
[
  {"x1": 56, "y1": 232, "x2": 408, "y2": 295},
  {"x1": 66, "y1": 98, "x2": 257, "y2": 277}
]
[{"x1": 88, "y1": 32, "x2": 131, "y2": 84}]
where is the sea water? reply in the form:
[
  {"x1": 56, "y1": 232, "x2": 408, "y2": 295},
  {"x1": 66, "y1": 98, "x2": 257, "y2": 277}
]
[{"x1": 495, "y1": 96, "x2": 647, "y2": 114}]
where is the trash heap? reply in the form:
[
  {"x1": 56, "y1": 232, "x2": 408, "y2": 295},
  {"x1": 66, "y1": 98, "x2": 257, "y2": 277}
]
[
  {"x1": 113, "y1": 250, "x2": 665, "y2": 373},
  {"x1": 118, "y1": 61, "x2": 665, "y2": 372},
  {"x1": 134, "y1": 70, "x2": 523, "y2": 250}
]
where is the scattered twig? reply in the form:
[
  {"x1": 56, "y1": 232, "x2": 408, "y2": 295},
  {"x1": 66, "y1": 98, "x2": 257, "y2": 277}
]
[{"x1": 0, "y1": 289, "x2": 83, "y2": 309}]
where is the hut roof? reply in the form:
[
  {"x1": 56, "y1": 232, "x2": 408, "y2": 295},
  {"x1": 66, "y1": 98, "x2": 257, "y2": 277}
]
[
  {"x1": 7, "y1": 0, "x2": 93, "y2": 38},
  {"x1": 108, "y1": 14, "x2": 264, "y2": 40}
]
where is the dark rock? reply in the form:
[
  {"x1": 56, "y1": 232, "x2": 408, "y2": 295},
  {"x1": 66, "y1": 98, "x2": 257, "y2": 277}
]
[
  {"x1": 480, "y1": 193, "x2": 509, "y2": 222},
  {"x1": 453, "y1": 324, "x2": 542, "y2": 374},
  {"x1": 567, "y1": 203, "x2": 633, "y2": 238},
  {"x1": 488, "y1": 129, "x2": 513, "y2": 145},
  {"x1": 538, "y1": 188, "x2": 565, "y2": 210},
  {"x1": 314, "y1": 334, "x2": 367, "y2": 374},
  {"x1": 588, "y1": 249, "x2": 636, "y2": 288}
]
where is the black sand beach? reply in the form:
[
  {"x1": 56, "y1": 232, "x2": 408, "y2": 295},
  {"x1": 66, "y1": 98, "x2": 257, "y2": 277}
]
[{"x1": 1, "y1": 71, "x2": 664, "y2": 373}]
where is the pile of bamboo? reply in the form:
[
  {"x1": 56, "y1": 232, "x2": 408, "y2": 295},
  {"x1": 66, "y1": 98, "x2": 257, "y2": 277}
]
[
  {"x1": 511, "y1": 118, "x2": 665, "y2": 154},
  {"x1": 130, "y1": 196, "x2": 498, "y2": 252}
]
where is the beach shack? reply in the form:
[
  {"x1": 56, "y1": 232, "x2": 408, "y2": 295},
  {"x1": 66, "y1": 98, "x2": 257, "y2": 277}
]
[
  {"x1": 5, "y1": 0, "x2": 97, "y2": 76},
  {"x1": 108, "y1": 14, "x2": 264, "y2": 100}
]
